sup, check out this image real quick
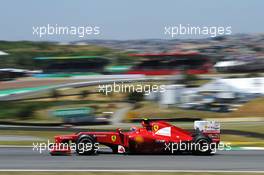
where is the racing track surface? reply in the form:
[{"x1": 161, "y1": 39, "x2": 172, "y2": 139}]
[{"x1": 0, "y1": 147, "x2": 264, "y2": 171}]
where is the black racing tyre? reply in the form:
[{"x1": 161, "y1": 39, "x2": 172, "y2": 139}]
[
  {"x1": 111, "y1": 145, "x2": 118, "y2": 154},
  {"x1": 192, "y1": 134, "x2": 212, "y2": 155},
  {"x1": 76, "y1": 135, "x2": 96, "y2": 155}
]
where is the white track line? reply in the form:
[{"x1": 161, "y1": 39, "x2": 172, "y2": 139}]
[
  {"x1": 0, "y1": 169, "x2": 263, "y2": 173},
  {"x1": 241, "y1": 147, "x2": 264, "y2": 150},
  {"x1": 0, "y1": 145, "x2": 32, "y2": 148}
]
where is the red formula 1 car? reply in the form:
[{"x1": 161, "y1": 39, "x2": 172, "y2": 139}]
[{"x1": 50, "y1": 119, "x2": 220, "y2": 156}]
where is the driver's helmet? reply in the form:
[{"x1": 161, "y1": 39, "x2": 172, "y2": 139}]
[
  {"x1": 141, "y1": 118, "x2": 151, "y2": 128},
  {"x1": 130, "y1": 126, "x2": 138, "y2": 132}
]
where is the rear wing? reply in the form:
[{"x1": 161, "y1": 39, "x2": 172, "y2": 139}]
[{"x1": 194, "y1": 121, "x2": 220, "y2": 134}]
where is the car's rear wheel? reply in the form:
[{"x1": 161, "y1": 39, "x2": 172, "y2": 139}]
[
  {"x1": 76, "y1": 135, "x2": 96, "y2": 155},
  {"x1": 192, "y1": 135, "x2": 212, "y2": 155}
]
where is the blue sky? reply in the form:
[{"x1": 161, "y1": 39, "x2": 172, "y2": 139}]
[{"x1": 0, "y1": 0, "x2": 263, "y2": 41}]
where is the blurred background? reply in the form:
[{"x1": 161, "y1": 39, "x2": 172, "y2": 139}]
[
  {"x1": 0, "y1": 0, "x2": 263, "y2": 167},
  {"x1": 0, "y1": 34, "x2": 263, "y2": 148}
]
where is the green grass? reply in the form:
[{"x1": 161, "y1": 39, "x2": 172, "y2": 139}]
[
  {"x1": 0, "y1": 41, "x2": 137, "y2": 69},
  {"x1": 221, "y1": 123, "x2": 264, "y2": 134},
  {"x1": 221, "y1": 134, "x2": 264, "y2": 147},
  {"x1": 0, "y1": 99, "x2": 115, "y2": 121}
]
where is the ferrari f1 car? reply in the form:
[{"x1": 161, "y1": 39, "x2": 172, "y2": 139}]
[{"x1": 50, "y1": 119, "x2": 220, "y2": 155}]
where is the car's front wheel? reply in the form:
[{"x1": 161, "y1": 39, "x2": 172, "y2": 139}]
[{"x1": 76, "y1": 135, "x2": 97, "y2": 155}]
